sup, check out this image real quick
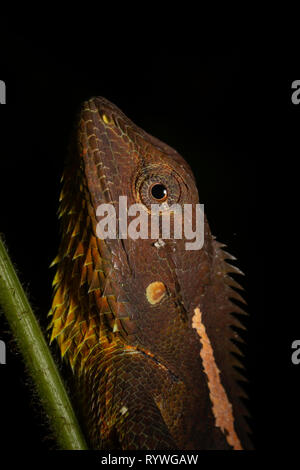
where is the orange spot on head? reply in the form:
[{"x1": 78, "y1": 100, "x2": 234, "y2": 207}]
[{"x1": 146, "y1": 281, "x2": 167, "y2": 305}]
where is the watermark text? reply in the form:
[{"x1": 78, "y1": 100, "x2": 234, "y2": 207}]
[
  {"x1": 0, "y1": 80, "x2": 6, "y2": 104},
  {"x1": 0, "y1": 340, "x2": 6, "y2": 364},
  {"x1": 96, "y1": 197, "x2": 204, "y2": 250}
]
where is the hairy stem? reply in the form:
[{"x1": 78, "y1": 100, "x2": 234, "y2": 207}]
[{"x1": 0, "y1": 235, "x2": 88, "y2": 450}]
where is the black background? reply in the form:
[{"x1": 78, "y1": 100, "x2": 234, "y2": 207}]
[{"x1": 0, "y1": 17, "x2": 269, "y2": 455}]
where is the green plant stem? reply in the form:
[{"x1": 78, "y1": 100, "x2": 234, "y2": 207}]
[{"x1": 0, "y1": 235, "x2": 88, "y2": 450}]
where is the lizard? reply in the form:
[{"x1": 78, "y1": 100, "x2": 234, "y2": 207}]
[{"x1": 48, "y1": 96, "x2": 251, "y2": 450}]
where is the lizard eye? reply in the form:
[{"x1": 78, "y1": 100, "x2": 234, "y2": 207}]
[
  {"x1": 150, "y1": 183, "x2": 168, "y2": 202},
  {"x1": 136, "y1": 170, "x2": 181, "y2": 210}
]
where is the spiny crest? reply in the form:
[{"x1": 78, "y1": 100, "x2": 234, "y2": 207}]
[
  {"x1": 48, "y1": 156, "x2": 130, "y2": 374},
  {"x1": 211, "y1": 238, "x2": 251, "y2": 439}
]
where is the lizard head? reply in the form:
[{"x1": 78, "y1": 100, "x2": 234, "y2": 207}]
[
  {"x1": 50, "y1": 97, "x2": 250, "y2": 449},
  {"x1": 71, "y1": 97, "x2": 209, "y2": 369}
]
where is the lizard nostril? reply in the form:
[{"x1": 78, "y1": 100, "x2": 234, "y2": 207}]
[
  {"x1": 146, "y1": 281, "x2": 167, "y2": 305},
  {"x1": 101, "y1": 113, "x2": 111, "y2": 125}
]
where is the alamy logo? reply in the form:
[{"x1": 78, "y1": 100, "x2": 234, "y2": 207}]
[
  {"x1": 291, "y1": 80, "x2": 300, "y2": 105},
  {"x1": 96, "y1": 197, "x2": 204, "y2": 250},
  {"x1": 0, "y1": 340, "x2": 6, "y2": 364},
  {"x1": 291, "y1": 340, "x2": 300, "y2": 365},
  {"x1": 0, "y1": 80, "x2": 6, "y2": 104}
]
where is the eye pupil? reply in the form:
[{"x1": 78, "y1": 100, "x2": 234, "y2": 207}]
[{"x1": 151, "y1": 183, "x2": 168, "y2": 200}]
